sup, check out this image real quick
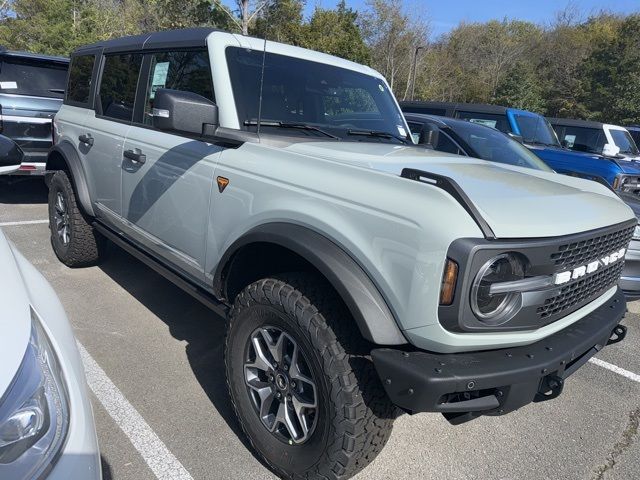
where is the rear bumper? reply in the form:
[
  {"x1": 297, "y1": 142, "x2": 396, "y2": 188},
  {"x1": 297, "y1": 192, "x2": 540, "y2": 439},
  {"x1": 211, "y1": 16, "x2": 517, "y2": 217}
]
[{"x1": 372, "y1": 287, "x2": 627, "y2": 424}]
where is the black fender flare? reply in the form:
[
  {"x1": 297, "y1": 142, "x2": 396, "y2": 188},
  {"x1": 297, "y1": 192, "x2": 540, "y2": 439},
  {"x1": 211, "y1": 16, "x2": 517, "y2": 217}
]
[
  {"x1": 46, "y1": 141, "x2": 95, "y2": 217},
  {"x1": 214, "y1": 223, "x2": 407, "y2": 345}
]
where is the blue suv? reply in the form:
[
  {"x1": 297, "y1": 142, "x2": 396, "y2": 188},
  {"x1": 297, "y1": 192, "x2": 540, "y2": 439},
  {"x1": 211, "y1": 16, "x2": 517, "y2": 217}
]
[{"x1": 400, "y1": 101, "x2": 640, "y2": 194}]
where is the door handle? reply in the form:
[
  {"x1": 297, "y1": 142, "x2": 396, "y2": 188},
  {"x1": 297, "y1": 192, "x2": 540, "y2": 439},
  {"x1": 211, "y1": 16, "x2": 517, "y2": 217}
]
[
  {"x1": 123, "y1": 149, "x2": 146, "y2": 164},
  {"x1": 78, "y1": 134, "x2": 94, "y2": 146}
]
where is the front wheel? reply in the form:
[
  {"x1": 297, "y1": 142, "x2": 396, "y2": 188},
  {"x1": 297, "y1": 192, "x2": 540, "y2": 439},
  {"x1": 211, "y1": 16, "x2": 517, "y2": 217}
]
[
  {"x1": 48, "y1": 170, "x2": 105, "y2": 267},
  {"x1": 225, "y1": 274, "x2": 395, "y2": 480}
]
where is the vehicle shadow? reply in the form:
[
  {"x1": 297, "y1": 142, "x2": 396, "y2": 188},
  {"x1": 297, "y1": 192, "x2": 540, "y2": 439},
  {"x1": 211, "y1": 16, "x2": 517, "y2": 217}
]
[
  {"x1": 96, "y1": 245, "x2": 262, "y2": 463},
  {"x1": 0, "y1": 177, "x2": 48, "y2": 204}
]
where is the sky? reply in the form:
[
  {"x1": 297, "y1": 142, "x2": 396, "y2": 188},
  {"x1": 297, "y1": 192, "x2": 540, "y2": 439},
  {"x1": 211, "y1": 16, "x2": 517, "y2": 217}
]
[{"x1": 305, "y1": 0, "x2": 640, "y2": 38}]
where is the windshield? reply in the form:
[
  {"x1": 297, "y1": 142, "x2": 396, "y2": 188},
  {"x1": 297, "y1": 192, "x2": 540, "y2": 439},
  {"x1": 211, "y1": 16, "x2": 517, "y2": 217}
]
[
  {"x1": 513, "y1": 114, "x2": 560, "y2": 147},
  {"x1": 225, "y1": 47, "x2": 408, "y2": 142},
  {"x1": 449, "y1": 120, "x2": 553, "y2": 172},
  {"x1": 556, "y1": 126, "x2": 606, "y2": 154},
  {"x1": 0, "y1": 57, "x2": 67, "y2": 99},
  {"x1": 610, "y1": 129, "x2": 640, "y2": 155}
]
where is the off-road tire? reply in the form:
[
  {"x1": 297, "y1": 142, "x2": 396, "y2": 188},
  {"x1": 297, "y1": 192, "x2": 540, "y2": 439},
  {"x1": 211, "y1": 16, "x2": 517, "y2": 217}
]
[
  {"x1": 48, "y1": 170, "x2": 105, "y2": 267},
  {"x1": 225, "y1": 273, "x2": 396, "y2": 480}
]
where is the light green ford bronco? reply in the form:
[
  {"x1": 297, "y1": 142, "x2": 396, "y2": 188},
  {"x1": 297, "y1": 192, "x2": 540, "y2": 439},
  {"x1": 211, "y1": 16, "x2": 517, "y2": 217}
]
[{"x1": 47, "y1": 28, "x2": 634, "y2": 480}]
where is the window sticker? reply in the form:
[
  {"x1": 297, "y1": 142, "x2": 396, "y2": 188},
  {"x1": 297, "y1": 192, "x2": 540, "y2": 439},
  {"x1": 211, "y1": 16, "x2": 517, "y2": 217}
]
[
  {"x1": 397, "y1": 125, "x2": 407, "y2": 137},
  {"x1": 149, "y1": 61, "x2": 170, "y2": 99},
  {"x1": 0, "y1": 81, "x2": 17, "y2": 89},
  {"x1": 378, "y1": 84, "x2": 384, "y2": 92},
  {"x1": 564, "y1": 134, "x2": 576, "y2": 148}
]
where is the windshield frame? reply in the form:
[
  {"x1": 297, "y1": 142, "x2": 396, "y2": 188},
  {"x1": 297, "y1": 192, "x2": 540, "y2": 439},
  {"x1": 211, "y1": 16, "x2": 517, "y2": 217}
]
[{"x1": 224, "y1": 46, "x2": 412, "y2": 144}]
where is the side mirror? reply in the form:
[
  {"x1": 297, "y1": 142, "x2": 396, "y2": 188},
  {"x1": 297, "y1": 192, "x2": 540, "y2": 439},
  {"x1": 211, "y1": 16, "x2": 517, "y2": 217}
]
[
  {"x1": 152, "y1": 88, "x2": 218, "y2": 136},
  {"x1": 418, "y1": 124, "x2": 439, "y2": 148},
  {"x1": 603, "y1": 143, "x2": 621, "y2": 157},
  {"x1": 508, "y1": 132, "x2": 524, "y2": 144},
  {"x1": 0, "y1": 135, "x2": 23, "y2": 174}
]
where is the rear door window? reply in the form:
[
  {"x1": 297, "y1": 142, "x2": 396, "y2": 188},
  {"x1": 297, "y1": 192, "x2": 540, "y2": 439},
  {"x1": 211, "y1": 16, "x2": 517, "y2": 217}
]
[
  {"x1": 67, "y1": 55, "x2": 95, "y2": 105},
  {"x1": 142, "y1": 50, "x2": 213, "y2": 126},
  {"x1": 0, "y1": 57, "x2": 68, "y2": 98},
  {"x1": 98, "y1": 53, "x2": 143, "y2": 122}
]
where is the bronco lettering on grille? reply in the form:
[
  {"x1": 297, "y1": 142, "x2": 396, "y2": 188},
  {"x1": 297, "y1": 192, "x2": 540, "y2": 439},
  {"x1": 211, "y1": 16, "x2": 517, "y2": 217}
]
[{"x1": 553, "y1": 248, "x2": 626, "y2": 285}]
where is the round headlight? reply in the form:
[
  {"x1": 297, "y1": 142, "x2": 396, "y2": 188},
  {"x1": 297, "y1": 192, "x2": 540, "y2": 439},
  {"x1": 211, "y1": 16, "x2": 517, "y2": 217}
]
[{"x1": 470, "y1": 253, "x2": 524, "y2": 324}]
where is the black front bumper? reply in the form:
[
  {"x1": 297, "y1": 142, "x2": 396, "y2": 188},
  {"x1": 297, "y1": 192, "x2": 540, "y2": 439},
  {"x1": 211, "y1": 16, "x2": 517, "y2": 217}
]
[{"x1": 372, "y1": 288, "x2": 627, "y2": 425}]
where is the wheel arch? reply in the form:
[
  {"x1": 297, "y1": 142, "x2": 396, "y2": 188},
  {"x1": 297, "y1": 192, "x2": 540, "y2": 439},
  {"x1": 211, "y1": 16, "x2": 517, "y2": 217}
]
[
  {"x1": 46, "y1": 142, "x2": 95, "y2": 217},
  {"x1": 214, "y1": 223, "x2": 407, "y2": 346}
]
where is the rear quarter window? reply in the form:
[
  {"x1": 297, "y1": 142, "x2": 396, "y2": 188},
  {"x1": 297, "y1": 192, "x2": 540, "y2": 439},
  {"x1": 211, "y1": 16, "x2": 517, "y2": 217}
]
[
  {"x1": 66, "y1": 55, "x2": 95, "y2": 106},
  {"x1": 0, "y1": 57, "x2": 68, "y2": 99}
]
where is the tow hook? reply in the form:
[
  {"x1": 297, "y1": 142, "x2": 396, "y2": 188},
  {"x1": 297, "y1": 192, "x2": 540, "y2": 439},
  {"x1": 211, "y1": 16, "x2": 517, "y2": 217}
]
[
  {"x1": 607, "y1": 325, "x2": 627, "y2": 345},
  {"x1": 534, "y1": 375, "x2": 564, "y2": 402}
]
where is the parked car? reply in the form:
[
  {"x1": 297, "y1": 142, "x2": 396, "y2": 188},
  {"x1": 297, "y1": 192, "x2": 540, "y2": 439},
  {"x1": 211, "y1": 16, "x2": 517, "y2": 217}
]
[
  {"x1": 400, "y1": 101, "x2": 640, "y2": 194},
  {"x1": 0, "y1": 229, "x2": 101, "y2": 479},
  {"x1": 0, "y1": 48, "x2": 69, "y2": 175},
  {"x1": 405, "y1": 112, "x2": 640, "y2": 299},
  {"x1": 47, "y1": 29, "x2": 633, "y2": 480},
  {"x1": 403, "y1": 112, "x2": 554, "y2": 171},
  {"x1": 0, "y1": 134, "x2": 24, "y2": 174},
  {"x1": 626, "y1": 125, "x2": 640, "y2": 146},
  {"x1": 550, "y1": 118, "x2": 640, "y2": 161}
]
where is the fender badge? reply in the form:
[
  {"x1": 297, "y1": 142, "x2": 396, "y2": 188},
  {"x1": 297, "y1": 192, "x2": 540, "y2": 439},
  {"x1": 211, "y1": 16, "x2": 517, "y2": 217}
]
[{"x1": 217, "y1": 176, "x2": 229, "y2": 193}]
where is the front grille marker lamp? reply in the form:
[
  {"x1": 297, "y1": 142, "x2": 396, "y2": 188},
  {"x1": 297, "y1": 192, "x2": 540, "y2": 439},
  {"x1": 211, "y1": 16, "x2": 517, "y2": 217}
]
[{"x1": 439, "y1": 259, "x2": 458, "y2": 305}]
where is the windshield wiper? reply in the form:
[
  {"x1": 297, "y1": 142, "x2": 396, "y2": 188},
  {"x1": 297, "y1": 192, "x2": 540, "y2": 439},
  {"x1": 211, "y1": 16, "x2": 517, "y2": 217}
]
[
  {"x1": 346, "y1": 129, "x2": 408, "y2": 144},
  {"x1": 244, "y1": 120, "x2": 339, "y2": 139},
  {"x1": 48, "y1": 88, "x2": 65, "y2": 94}
]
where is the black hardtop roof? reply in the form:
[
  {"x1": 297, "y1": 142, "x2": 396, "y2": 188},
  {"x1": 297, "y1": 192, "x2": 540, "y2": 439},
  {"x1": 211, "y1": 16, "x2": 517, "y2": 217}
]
[
  {"x1": 400, "y1": 100, "x2": 509, "y2": 115},
  {"x1": 626, "y1": 125, "x2": 640, "y2": 131},
  {"x1": 0, "y1": 47, "x2": 68, "y2": 63},
  {"x1": 548, "y1": 117, "x2": 606, "y2": 129},
  {"x1": 72, "y1": 27, "x2": 222, "y2": 55}
]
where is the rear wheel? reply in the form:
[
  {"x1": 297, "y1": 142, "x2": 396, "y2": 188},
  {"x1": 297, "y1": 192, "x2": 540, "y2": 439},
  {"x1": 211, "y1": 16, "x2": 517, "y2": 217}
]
[
  {"x1": 48, "y1": 170, "x2": 105, "y2": 267},
  {"x1": 225, "y1": 274, "x2": 395, "y2": 479}
]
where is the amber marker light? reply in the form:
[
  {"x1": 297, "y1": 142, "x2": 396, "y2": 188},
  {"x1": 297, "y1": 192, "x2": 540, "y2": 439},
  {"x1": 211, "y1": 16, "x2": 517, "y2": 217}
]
[{"x1": 439, "y1": 259, "x2": 458, "y2": 305}]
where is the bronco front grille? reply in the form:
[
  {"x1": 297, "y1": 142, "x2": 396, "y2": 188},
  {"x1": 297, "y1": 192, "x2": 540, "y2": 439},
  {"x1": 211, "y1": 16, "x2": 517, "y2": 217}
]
[
  {"x1": 537, "y1": 261, "x2": 624, "y2": 319},
  {"x1": 550, "y1": 225, "x2": 634, "y2": 270}
]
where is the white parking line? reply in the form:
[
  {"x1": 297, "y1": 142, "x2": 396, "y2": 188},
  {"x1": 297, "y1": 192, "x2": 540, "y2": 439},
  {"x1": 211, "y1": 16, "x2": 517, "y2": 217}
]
[
  {"x1": 77, "y1": 342, "x2": 194, "y2": 480},
  {"x1": 590, "y1": 357, "x2": 640, "y2": 383},
  {"x1": 0, "y1": 219, "x2": 48, "y2": 227}
]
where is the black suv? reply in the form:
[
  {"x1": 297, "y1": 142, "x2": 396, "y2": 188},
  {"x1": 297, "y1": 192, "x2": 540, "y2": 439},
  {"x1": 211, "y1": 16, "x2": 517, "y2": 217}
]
[{"x1": 0, "y1": 48, "x2": 68, "y2": 174}]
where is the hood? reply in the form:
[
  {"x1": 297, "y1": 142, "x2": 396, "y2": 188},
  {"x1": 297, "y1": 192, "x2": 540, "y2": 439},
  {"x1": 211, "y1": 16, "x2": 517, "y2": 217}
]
[
  {"x1": 284, "y1": 141, "x2": 634, "y2": 238},
  {"x1": 530, "y1": 145, "x2": 640, "y2": 175},
  {"x1": 0, "y1": 229, "x2": 31, "y2": 396}
]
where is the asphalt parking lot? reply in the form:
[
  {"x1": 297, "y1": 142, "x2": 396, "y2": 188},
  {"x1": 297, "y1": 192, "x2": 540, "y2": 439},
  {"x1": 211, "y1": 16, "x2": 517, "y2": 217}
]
[{"x1": 2, "y1": 177, "x2": 640, "y2": 480}]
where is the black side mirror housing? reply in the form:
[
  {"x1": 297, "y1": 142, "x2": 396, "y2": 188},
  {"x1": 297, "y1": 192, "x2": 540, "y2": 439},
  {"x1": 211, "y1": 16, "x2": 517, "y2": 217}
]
[
  {"x1": 0, "y1": 135, "x2": 23, "y2": 173},
  {"x1": 152, "y1": 88, "x2": 218, "y2": 136},
  {"x1": 419, "y1": 124, "x2": 440, "y2": 148}
]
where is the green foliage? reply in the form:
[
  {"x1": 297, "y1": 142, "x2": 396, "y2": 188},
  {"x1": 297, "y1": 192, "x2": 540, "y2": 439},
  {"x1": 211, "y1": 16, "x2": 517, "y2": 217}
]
[{"x1": 300, "y1": 1, "x2": 370, "y2": 64}]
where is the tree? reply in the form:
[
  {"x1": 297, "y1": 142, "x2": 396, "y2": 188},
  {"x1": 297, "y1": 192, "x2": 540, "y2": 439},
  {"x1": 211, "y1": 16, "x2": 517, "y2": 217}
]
[
  {"x1": 301, "y1": 1, "x2": 369, "y2": 63},
  {"x1": 580, "y1": 14, "x2": 640, "y2": 124},
  {"x1": 360, "y1": 0, "x2": 429, "y2": 98},
  {"x1": 252, "y1": 0, "x2": 305, "y2": 45}
]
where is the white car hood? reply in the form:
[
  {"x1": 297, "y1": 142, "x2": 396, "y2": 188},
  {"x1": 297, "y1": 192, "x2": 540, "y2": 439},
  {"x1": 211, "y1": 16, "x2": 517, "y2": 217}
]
[
  {"x1": 286, "y1": 142, "x2": 635, "y2": 238},
  {"x1": 0, "y1": 229, "x2": 31, "y2": 396}
]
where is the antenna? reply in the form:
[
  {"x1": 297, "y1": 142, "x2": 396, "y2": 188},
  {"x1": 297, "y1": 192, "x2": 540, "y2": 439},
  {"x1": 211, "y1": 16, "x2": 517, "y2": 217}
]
[{"x1": 256, "y1": 1, "x2": 271, "y2": 136}]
